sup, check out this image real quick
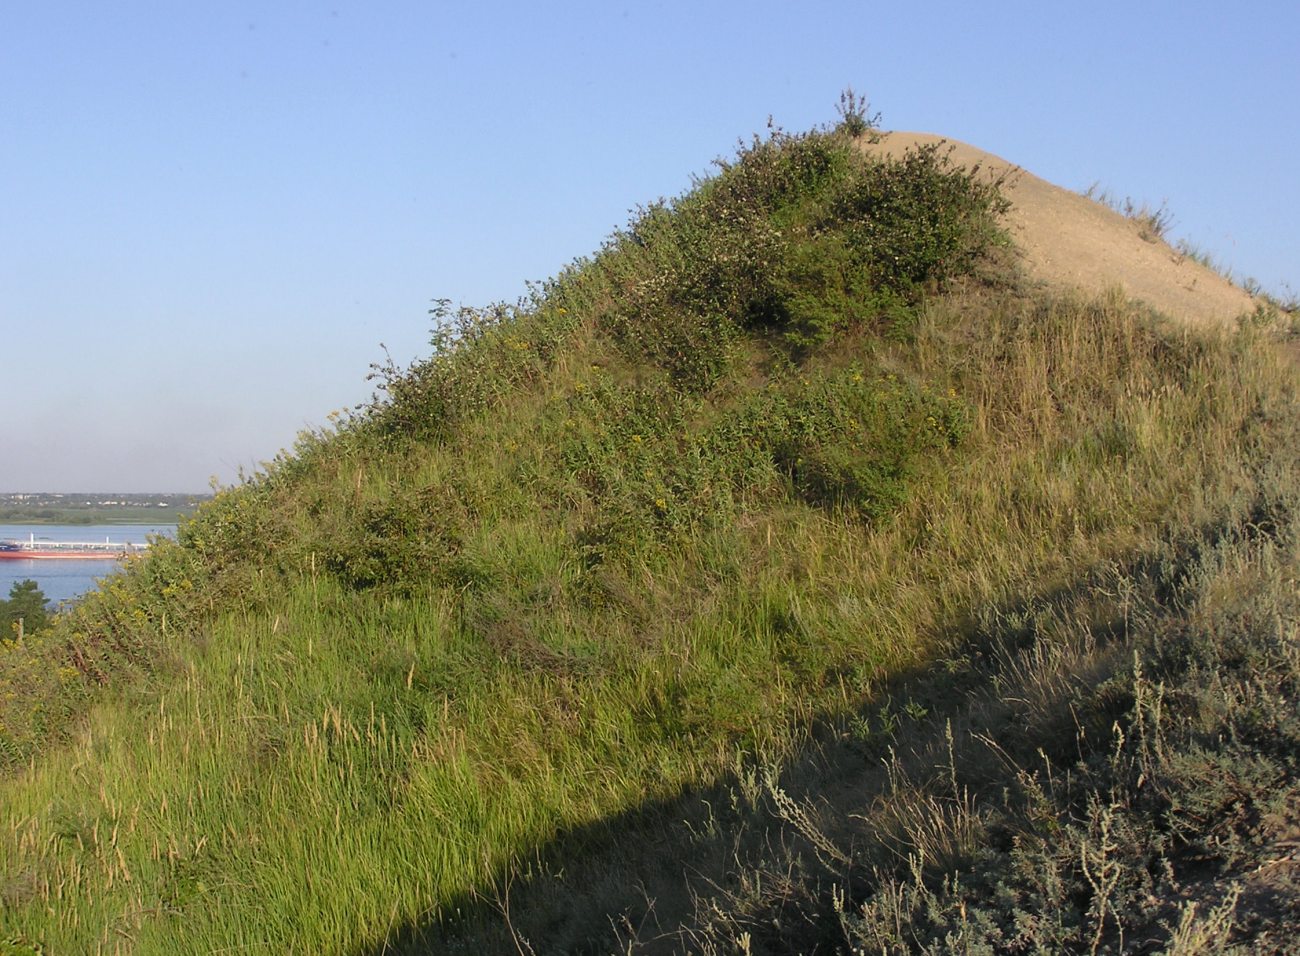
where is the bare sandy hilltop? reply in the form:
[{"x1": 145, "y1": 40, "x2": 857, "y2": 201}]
[{"x1": 862, "y1": 130, "x2": 1263, "y2": 329}]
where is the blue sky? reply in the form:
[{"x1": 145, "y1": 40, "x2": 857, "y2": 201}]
[{"x1": 4, "y1": 1, "x2": 1296, "y2": 492}]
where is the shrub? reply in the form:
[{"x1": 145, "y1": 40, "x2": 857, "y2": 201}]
[
  {"x1": 597, "y1": 123, "x2": 1009, "y2": 376},
  {"x1": 768, "y1": 368, "x2": 969, "y2": 519},
  {"x1": 835, "y1": 86, "x2": 880, "y2": 138},
  {"x1": 0, "y1": 581, "x2": 48, "y2": 639}
]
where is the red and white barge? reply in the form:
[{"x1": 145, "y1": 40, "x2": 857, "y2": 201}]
[{"x1": 0, "y1": 534, "x2": 146, "y2": 561}]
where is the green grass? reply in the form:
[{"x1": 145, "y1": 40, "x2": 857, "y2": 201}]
[
  {"x1": 667, "y1": 465, "x2": 1300, "y2": 955},
  {"x1": 1, "y1": 111, "x2": 1296, "y2": 954}
]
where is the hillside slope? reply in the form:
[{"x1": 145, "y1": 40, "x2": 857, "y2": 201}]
[{"x1": 1, "y1": 113, "x2": 1296, "y2": 955}]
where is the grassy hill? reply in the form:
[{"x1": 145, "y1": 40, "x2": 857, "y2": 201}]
[{"x1": 2, "y1": 107, "x2": 1297, "y2": 954}]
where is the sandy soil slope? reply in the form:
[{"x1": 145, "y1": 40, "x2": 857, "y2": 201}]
[{"x1": 860, "y1": 131, "x2": 1262, "y2": 328}]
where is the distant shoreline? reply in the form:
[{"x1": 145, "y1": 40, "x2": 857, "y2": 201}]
[
  {"x1": 0, "y1": 493, "x2": 210, "y2": 526},
  {"x1": 0, "y1": 515, "x2": 186, "y2": 526}
]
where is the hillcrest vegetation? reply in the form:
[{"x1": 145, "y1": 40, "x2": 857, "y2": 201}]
[{"x1": 2, "y1": 103, "x2": 1298, "y2": 954}]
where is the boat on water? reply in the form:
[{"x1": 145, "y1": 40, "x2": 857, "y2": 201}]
[{"x1": 0, "y1": 533, "x2": 148, "y2": 561}]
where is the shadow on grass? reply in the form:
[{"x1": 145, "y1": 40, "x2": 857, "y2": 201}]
[
  {"x1": 355, "y1": 489, "x2": 1300, "y2": 953},
  {"x1": 352, "y1": 569, "x2": 1155, "y2": 954}
]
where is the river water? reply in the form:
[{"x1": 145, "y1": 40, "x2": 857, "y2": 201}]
[{"x1": 0, "y1": 523, "x2": 176, "y2": 609}]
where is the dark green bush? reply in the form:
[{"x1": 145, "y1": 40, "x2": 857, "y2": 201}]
[
  {"x1": 597, "y1": 125, "x2": 1008, "y2": 379},
  {"x1": 370, "y1": 299, "x2": 575, "y2": 443},
  {"x1": 322, "y1": 489, "x2": 463, "y2": 592},
  {"x1": 769, "y1": 369, "x2": 969, "y2": 519},
  {"x1": 0, "y1": 581, "x2": 48, "y2": 638},
  {"x1": 556, "y1": 363, "x2": 970, "y2": 566},
  {"x1": 835, "y1": 142, "x2": 1010, "y2": 290}
]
